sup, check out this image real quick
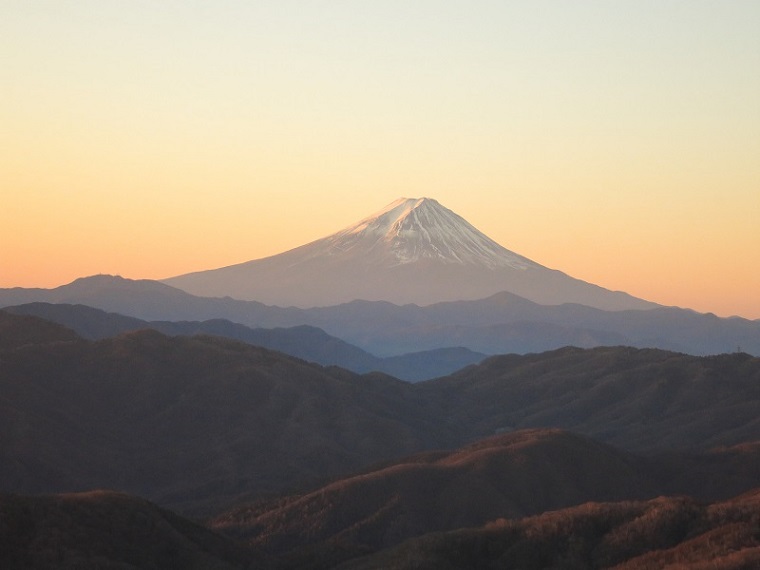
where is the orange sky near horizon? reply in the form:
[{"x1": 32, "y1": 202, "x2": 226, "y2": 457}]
[{"x1": 2, "y1": 2, "x2": 759, "y2": 319}]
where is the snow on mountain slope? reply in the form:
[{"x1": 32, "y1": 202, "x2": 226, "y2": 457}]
[
  {"x1": 163, "y1": 198, "x2": 657, "y2": 310},
  {"x1": 321, "y1": 197, "x2": 535, "y2": 269}
]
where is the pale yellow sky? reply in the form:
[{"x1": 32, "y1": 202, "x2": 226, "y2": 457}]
[{"x1": 2, "y1": 1, "x2": 759, "y2": 318}]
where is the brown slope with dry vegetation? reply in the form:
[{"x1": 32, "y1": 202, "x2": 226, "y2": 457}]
[
  {"x1": 210, "y1": 430, "x2": 760, "y2": 569},
  {"x1": 341, "y1": 490, "x2": 760, "y2": 570},
  {"x1": 211, "y1": 429, "x2": 661, "y2": 567}
]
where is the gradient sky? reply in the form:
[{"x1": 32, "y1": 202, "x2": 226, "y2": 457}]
[{"x1": 3, "y1": 1, "x2": 759, "y2": 318}]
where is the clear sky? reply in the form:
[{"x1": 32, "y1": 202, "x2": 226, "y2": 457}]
[{"x1": 2, "y1": 1, "x2": 759, "y2": 318}]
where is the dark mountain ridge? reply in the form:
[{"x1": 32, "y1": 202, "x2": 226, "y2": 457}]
[
  {"x1": 0, "y1": 313, "x2": 445, "y2": 514},
  {"x1": 0, "y1": 310, "x2": 80, "y2": 350},
  {"x1": 420, "y1": 344, "x2": 760, "y2": 451},
  {"x1": 0, "y1": 491, "x2": 251, "y2": 570}
]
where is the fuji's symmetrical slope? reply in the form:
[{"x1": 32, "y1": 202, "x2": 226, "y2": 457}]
[{"x1": 164, "y1": 198, "x2": 657, "y2": 310}]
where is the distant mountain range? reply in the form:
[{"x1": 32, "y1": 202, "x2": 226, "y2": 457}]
[
  {"x1": 2, "y1": 274, "x2": 759, "y2": 356},
  {"x1": 3, "y1": 302, "x2": 485, "y2": 381},
  {"x1": 163, "y1": 197, "x2": 658, "y2": 310}
]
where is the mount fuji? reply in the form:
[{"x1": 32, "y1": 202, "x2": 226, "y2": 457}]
[{"x1": 164, "y1": 197, "x2": 657, "y2": 311}]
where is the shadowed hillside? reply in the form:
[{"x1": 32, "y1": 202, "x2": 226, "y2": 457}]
[
  {"x1": 0, "y1": 491, "x2": 251, "y2": 570},
  {"x1": 420, "y1": 345, "x2": 760, "y2": 450},
  {"x1": 0, "y1": 314, "x2": 446, "y2": 514}
]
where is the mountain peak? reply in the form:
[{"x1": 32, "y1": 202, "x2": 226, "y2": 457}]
[
  {"x1": 163, "y1": 197, "x2": 657, "y2": 310},
  {"x1": 328, "y1": 197, "x2": 533, "y2": 269}
]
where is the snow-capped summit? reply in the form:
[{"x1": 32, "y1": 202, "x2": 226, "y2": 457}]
[
  {"x1": 325, "y1": 197, "x2": 534, "y2": 269},
  {"x1": 164, "y1": 198, "x2": 656, "y2": 310}
]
